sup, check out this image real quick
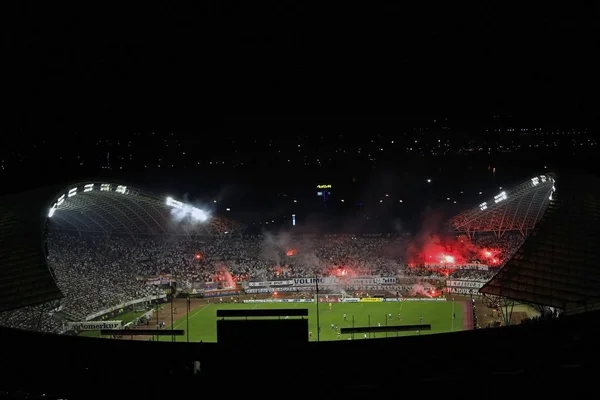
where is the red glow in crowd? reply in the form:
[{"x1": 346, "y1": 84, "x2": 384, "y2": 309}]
[
  {"x1": 286, "y1": 249, "x2": 297, "y2": 256},
  {"x1": 479, "y1": 248, "x2": 501, "y2": 264},
  {"x1": 408, "y1": 234, "x2": 502, "y2": 268}
]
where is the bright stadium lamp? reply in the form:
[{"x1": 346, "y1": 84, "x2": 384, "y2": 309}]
[
  {"x1": 191, "y1": 207, "x2": 208, "y2": 222},
  {"x1": 166, "y1": 196, "x2": 209, "y2": 223}
]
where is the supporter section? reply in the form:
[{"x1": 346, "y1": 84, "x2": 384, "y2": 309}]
[
  {"x1": 0, "y1": 230, "x2": 525, "y2": 333},
  {"x1": 0, "y1": 181, "x2": 243, "y2": 314}
]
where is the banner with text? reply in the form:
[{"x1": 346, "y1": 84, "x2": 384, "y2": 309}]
[
  {"x1": 201, "y1": 289, "x2": 239, "y2": 298},
  {"x1": 318, "y1": 297, "x2": 340, "y2": 302},
  {"x1": 243, "y1": 299, "x2": 314, "y2": 303},
  {"x1": 341, "y1": 298, "x2": 360, "y2": 302},
  {"x1": 68, "y1": 321, "x2": 122, "y2": 331},
  {"x1": 245, "y1": 285, "x2": 401, "y2": 294},
  {"x1": 424, "y1": 263, "x2": 489, "y2": 271},
  {"x1": 400, "y1": 298, "x2": 447, "y2": 301},
  {"x1": 293, "y1": 276, "x2": 397, "y2": 286},
  {"x1": 446, "y1": 280, "x2": 486, "y2": 288},
  {"x1": 248, "y1": 280, "x2": 294, "y2": 287},
  {"x1": 359, "y1": 298, "x2": 383, "y2": 302},
  {"x1": 445, "y1": 287, "x2": 481, "y2": 295},
  {"x1": 245, "y1": 287, "x2": 299, "y2": 294}
]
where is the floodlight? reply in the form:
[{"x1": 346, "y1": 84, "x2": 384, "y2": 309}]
[
  {"x1": 191, "y1": 207, "x2": 208, "y2": 222},
  {"x1": 48, "y1": 204, "x2": 57, "y2": 218}
]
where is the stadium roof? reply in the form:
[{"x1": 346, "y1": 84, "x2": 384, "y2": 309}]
[
  {"x1": 449, "y1": 174, "x2": 555, "y2": 237},
  {"x1": 47, "y1": 182, "x2": 245, "y2": 237},
  {"x1": 0, "y1": 181, "x2": 245, "y2": 312},
  {"x1": 480, "y1": 172, "x2": 600, "y2": 310}
]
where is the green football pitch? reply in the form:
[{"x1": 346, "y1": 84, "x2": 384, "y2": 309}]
[{"x1": 159, "y1": 300, "x2": 465, "y2": 342}]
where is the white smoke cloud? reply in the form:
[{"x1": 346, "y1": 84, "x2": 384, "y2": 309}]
[{"x1": 409, "y1": 283, "x2": 433, "y2": 298}]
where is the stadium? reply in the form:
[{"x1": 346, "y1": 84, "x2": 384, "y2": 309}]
[{"x1": 1, "y1": 172, "x2": 600, "y2": 397}]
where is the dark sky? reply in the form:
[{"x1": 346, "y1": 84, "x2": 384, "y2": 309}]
[{"x1": 4, "y1": 3, "x2": 597, "y2": 133}]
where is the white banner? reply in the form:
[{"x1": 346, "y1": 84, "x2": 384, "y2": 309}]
[
  {"x1": 446, "y1": 280, "x2": 485, "y2": 288},
  {"x1": 446, "y1": 287, "x2": 481, "y2": 295},
  {"x1": 293, "y1": 277, "x2": 335, "y2": 285},
  {"x1": 246, "y1": 287, "x2": 300, "y2": 294},
  {"x1": 400, "y1": 298, "x2": 448, "y2": 301},
  {"x1": 292, "y1": 276, "x2": 397, "y2": 286},
  {"x1": 345, "y1": 285, "x2": 401, "y2": 291},
  {"x1": 248, "y1": 280, "x2": 294, "y2": 287},
  {"x1": 425, "y1": 263, "x2": 489, "y2": 271},
  {"x1": 68, "y1": 321, "x2": 122, "y2": 330},
  {"x1": 341, "y1": 298, "x2": 360, "y2": 302},
  {"x1": 245, "y1": 285, "x2": 401, "y2": 294}
]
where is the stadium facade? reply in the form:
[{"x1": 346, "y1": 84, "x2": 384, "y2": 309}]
[
  {"x1": 479, "y1": 172, "x2": 600, "y2": 312},
  {"x1": 445, "y1": 171, "x2": 600, "y2": 317}
]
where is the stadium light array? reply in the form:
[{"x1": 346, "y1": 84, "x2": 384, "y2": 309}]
[
  {"x1": 166, "y1": 196, "x2": 209, "y2": 222},
  {"x1": 494, "y1": 191, "x2": 507, "y2": 204}
]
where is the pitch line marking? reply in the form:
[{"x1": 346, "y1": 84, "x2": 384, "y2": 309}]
[{"x1": 172, "y1": 304, "x2": 208, "y2": 329}]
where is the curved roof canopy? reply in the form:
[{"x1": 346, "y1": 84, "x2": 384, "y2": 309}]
[
  {"x1": 480, "y1": 172, "x2": 600, "y2": 311},
  {"x1": 0, "y1": 181, "x2": 245, "y2": 312},
  {"x1": 449, "y1": 174, "x2": 555, "y2": 237},
  {"x1": 47, "y1": 182, "x2": 245, "y2": 237}
]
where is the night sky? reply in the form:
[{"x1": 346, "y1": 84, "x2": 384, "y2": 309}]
[
  {"x1": 1, "y1": 3, "x2": 597, "y2": 214},
  {"x1": 4, "y1": 3, "x2": 596, "y2": 134}
]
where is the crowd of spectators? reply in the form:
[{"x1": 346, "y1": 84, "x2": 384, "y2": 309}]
[{"x1": 0, "y1": 230, "x2": 525, "y2": 333}]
